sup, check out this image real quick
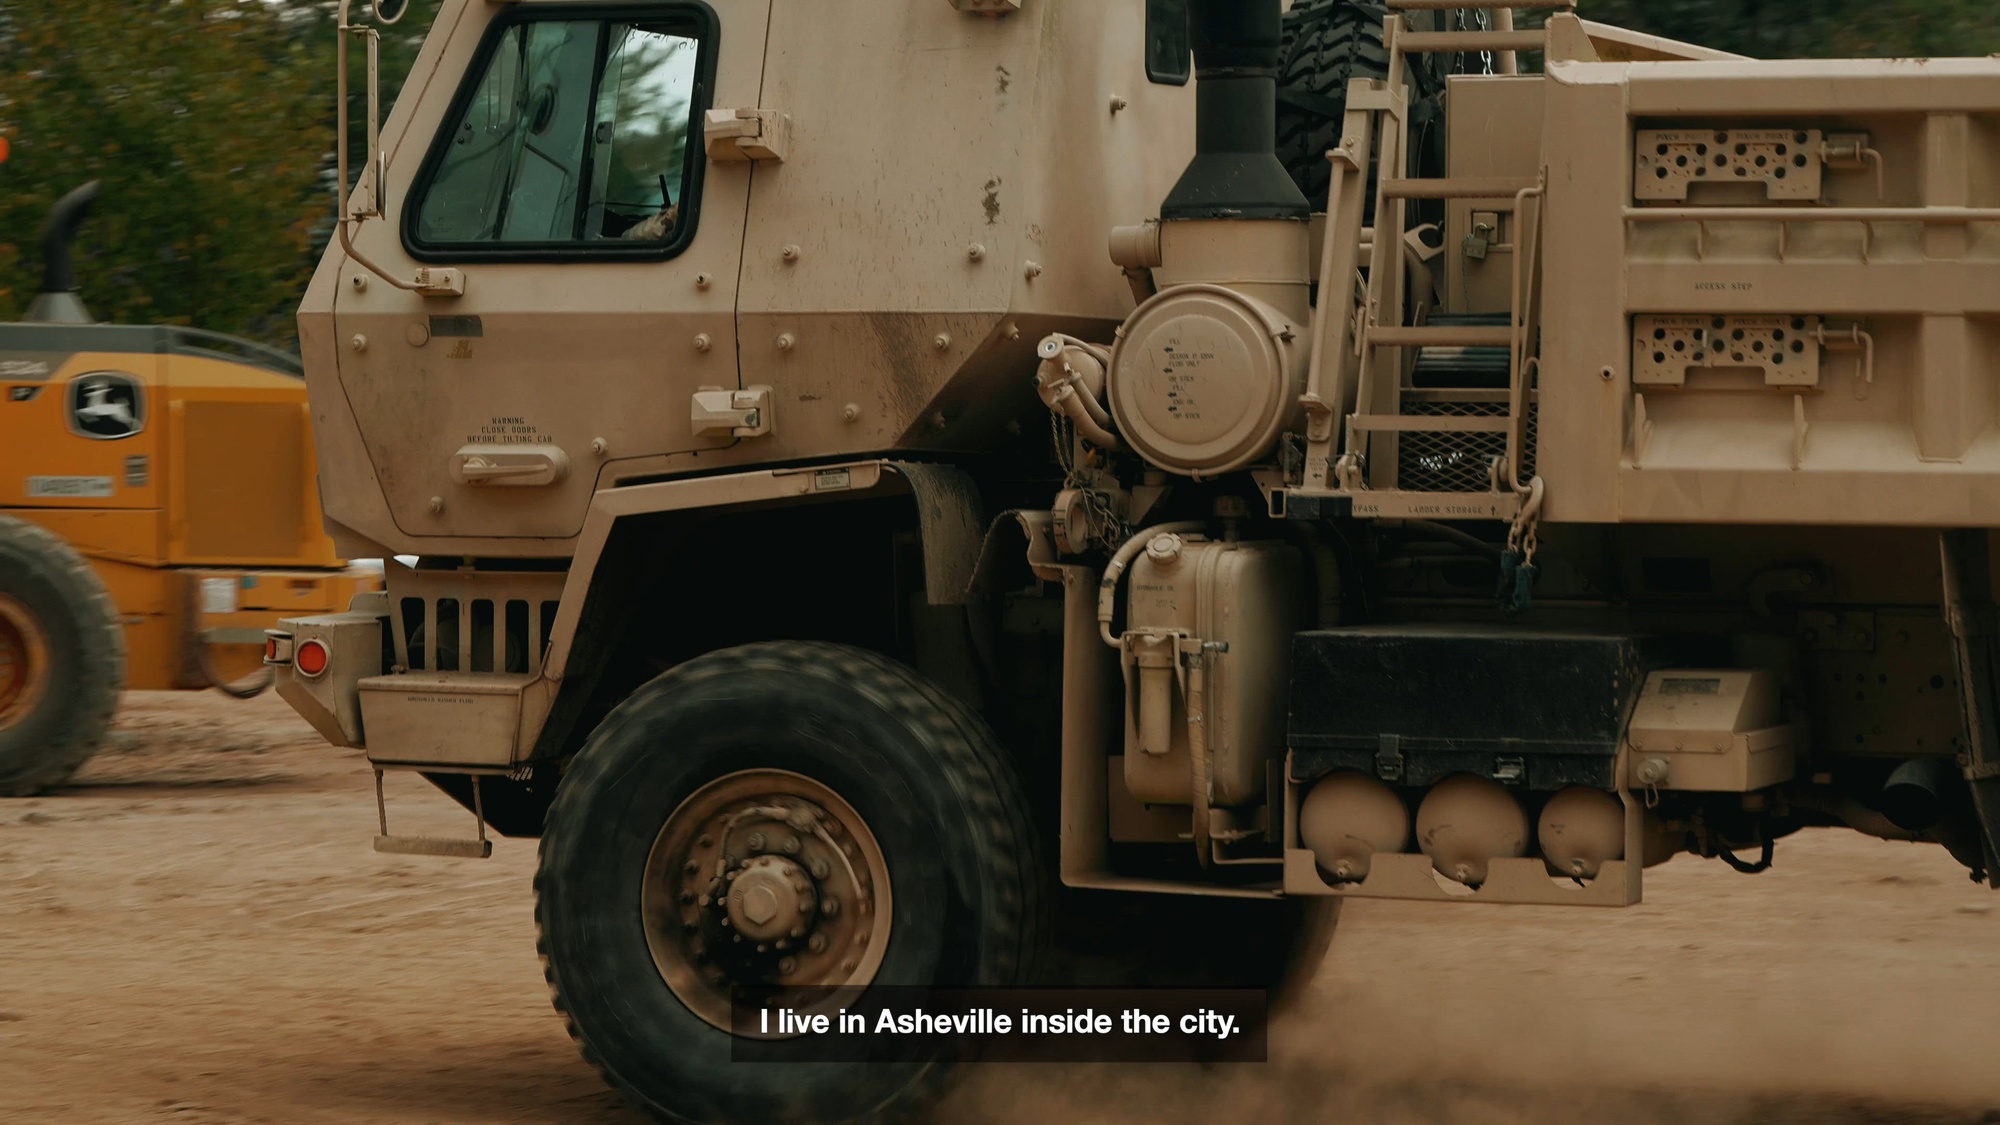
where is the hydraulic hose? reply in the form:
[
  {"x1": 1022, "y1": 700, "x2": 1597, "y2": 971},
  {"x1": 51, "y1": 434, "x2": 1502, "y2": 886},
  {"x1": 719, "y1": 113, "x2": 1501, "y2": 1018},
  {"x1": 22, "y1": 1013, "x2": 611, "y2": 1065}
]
[{"x1": 1098, "y1": 521, "x2": 1206, "y2": 648}]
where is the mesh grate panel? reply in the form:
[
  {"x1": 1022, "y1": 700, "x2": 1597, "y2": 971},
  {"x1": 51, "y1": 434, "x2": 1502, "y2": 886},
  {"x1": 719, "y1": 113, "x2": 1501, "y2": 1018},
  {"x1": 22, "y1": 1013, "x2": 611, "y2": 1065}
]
[{"x1": 1394, "y1": 398, "x2": 1538, "y2": 493}]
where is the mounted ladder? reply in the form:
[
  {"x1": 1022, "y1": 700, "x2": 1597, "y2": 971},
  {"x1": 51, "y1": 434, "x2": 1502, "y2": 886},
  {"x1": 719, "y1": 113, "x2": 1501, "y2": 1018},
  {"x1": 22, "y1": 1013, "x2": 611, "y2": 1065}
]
[{"x1": 1292, "y1": 2, "x2": 1560, "y2": 523}]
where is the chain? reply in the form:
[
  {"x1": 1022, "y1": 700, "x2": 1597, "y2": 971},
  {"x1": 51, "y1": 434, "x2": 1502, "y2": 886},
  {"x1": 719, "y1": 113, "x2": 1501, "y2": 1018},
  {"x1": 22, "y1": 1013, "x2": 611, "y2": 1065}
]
[
  {"x1": 1049, "y1": 410, "x2": 1129, "y2": 552},
  {"x1": 1498, "y1": 475, "x2": 1545, "y2": 613},
  {"x1": 1049, "y1": 411, "x2": 1075, "y2": 478},
  {"x1": 1453, "y1": 9, "x2": 1496, "y2": 77}
]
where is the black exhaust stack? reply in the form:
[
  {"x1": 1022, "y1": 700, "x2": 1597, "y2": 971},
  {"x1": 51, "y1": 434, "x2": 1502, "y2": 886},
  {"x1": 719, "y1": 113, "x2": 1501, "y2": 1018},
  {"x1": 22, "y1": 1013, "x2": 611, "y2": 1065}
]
[
  {"x1": 25, "y1": 180, "x2": 100, "y2": 325},
  {"x1": 1159, "y1": 0, "x2": 1309, "y2": 221}
]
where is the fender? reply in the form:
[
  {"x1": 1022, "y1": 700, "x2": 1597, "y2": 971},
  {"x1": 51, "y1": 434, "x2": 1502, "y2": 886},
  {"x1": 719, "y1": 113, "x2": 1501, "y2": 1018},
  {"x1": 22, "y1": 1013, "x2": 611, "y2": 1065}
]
[{"x1": 518, "y1": 459, "x2": 985, "y2": 760}]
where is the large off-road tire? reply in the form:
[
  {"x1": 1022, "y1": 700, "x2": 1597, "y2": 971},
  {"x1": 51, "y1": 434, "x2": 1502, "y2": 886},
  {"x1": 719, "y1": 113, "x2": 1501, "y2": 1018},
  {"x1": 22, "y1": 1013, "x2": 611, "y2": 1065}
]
[
  {"x1": 1278, "y1": 0, "x2": 1454, "y2": 225},
  {"x1": 0, "y1": 515, "x2": 125, "y2": 797},
  {"x1": 1276, "y1": 0, "x2": 1393, "y2": 208},
  {"x1": 536, "y1": 641, "x2": 1043, "y2": 1125}
]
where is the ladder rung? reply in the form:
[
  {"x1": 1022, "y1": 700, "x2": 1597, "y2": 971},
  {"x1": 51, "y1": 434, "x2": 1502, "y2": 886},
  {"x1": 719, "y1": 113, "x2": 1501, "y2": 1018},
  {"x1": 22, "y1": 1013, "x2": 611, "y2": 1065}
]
[
  {"x1": 1349, "y1": 414, "x2": 1513, "y2": 433},
  {"x1": 1370, "y1": 325, "x2": 1516, "y2": 347},
  {"x1": 1389, "y1": 1, "x2": 1574, "y2": 9},
  {"x1": 1397, "y1": 30, "x2": 1546, "y2": 53},
  {"x1": 1381, "y1": 177, "x2": 1539, "y2": 200}
]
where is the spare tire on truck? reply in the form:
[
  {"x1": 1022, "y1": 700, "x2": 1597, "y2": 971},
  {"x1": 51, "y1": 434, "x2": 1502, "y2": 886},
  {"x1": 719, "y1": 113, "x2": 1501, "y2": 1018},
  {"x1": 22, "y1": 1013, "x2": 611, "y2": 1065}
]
[
  {"x1": 0, "y1": 515, "x2": 126, "y2": 796},
  {"x1": 1276, "y1": 1, "x2": 1449, "y2": 218}
]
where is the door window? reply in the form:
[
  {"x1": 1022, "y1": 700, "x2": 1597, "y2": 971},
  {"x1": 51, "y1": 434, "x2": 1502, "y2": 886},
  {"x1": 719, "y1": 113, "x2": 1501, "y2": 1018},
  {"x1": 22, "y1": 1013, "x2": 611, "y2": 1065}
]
[{"x1": 407, "y1": 10, "x2": 713, "y2": 258}]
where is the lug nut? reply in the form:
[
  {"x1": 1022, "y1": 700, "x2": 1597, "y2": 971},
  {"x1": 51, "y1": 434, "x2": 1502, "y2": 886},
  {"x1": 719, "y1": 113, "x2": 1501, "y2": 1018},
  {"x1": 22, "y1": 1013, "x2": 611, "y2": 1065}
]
[
  {"x1": 779, "y1": 956, "x2": 798, "y2": 974},
  {"x1": 810, "y1": 858, "x2": 830, "y2": 879},
  {"x1": 808, "y1": 933, "x2": 828, "y2": 953},
  {"x1": 746, "y1": 831, "x2": 766, "y2": 852},
  {"x1": 781, "y1": 835, "x2": 801, "y2": 855}
]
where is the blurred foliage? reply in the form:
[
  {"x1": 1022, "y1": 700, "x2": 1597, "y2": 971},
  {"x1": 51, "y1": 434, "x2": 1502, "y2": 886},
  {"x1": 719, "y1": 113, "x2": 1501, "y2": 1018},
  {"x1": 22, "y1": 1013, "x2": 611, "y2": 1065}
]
[
  {"x1": 0, "y1": 0, "x2": 441, "y2": 349},
  {"x1": 1567, "y1": 0, "x2": 2000, "y2": 59},
  {"x1": 0, "y1": 0, "x2": 1994, "y2": 350}
]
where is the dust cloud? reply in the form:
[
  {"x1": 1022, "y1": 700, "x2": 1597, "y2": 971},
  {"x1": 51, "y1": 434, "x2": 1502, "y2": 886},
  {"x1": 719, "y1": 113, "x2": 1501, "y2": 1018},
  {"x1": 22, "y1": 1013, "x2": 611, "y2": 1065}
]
[{"x1": 4, "y1": 692, "x2": 1998, "y2": 1124}]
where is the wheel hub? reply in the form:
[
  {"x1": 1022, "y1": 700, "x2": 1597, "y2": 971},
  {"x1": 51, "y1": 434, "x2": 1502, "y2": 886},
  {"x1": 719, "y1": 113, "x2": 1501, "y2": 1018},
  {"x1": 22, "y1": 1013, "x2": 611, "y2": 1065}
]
[
  {"x1": 641, "y1": 769, "x2": 893, "y2": 1035},
  {"x1": 0, "y1": 594, "x2": 51, "y2": 732},
  {"x1": 725, "y1": 855, "x2": 816, "y2": 942}
]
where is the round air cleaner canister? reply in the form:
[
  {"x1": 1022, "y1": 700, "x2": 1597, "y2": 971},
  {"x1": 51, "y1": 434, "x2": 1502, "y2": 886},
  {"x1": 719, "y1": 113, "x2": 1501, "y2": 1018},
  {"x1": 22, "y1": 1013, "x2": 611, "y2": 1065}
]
[
  {"x1": 1415, "y1": 774, "x2": 1529, "y2": 888},
  {"x1": 1107, "y1": 284, "x2": 1305, "y2": 476},
  {"x1": 1298, "y1": 771, "x2": 1409, "y2": 882},
  {"x1": 1537, "y1": 786, "x2": 1625, "y2": 880}
]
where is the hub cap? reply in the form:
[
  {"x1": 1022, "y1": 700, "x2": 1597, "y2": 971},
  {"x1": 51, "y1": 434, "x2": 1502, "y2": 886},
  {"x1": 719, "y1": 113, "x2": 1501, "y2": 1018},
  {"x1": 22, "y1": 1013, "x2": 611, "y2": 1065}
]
[
  {"x1": 641, "y1": 769, "x2": 893, "y2": 1035},
  {"x1": 0, "y1": 595, "x2": 51, "y2": 732}
]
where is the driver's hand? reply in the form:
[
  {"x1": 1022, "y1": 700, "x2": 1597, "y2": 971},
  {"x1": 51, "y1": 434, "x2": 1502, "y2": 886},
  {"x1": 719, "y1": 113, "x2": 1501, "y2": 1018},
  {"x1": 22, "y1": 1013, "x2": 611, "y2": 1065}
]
[{"x1": 620, "y1": 202, "x2": 680, "y2": 241}]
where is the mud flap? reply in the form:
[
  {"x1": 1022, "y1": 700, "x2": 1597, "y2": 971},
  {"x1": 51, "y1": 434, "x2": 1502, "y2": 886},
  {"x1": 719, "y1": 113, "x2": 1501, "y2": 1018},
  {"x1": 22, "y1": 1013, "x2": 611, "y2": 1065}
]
[
  {"x1": 1936, "y1": 529, "x2": 2000, "y2": 885},
  {"x1": 884, "y1": 462, "x2": 984, "y2": 605}
]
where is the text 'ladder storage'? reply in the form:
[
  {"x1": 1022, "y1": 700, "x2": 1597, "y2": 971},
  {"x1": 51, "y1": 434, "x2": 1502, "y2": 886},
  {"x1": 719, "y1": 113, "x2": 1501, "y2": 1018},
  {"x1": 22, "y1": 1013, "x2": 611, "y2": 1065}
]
[{"x1": 1296, "y1": 2, "x2": 1558, "y2": 521}]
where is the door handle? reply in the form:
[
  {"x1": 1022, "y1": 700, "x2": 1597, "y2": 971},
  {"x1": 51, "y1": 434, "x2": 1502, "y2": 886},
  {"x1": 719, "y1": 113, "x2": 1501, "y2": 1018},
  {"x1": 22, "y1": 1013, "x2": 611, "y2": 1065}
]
[{"x1": 449, "y1": 444, "x2": 569, "y2": 487}]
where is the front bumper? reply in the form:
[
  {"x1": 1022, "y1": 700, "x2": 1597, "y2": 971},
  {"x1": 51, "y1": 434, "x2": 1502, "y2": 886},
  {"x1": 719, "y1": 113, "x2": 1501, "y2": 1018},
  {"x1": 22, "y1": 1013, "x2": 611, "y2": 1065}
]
[{"x1": 264, "y1": 588, "x2": 387, "y2": 748}]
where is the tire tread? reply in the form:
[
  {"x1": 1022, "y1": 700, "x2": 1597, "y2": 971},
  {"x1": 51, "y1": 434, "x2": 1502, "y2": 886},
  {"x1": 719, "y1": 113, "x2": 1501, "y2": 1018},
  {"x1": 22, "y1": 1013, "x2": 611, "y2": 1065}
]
[{"x1": 0, "y1": 515, "x2": 125, "y2": 797}]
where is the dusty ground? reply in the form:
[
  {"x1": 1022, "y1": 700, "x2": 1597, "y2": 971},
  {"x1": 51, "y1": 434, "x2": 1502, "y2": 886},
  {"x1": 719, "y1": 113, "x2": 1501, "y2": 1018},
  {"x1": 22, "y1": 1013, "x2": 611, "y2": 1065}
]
[{"x1": 4, "y1": 692, "x2": 2000, "y2": 1125}]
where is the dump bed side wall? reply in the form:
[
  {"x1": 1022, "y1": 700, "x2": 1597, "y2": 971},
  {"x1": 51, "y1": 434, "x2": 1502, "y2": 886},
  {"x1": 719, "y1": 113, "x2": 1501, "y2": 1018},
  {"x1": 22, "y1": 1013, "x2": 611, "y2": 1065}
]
[{"x1": 1536, "y1": 58, "x2": 2000, "y2": 526}]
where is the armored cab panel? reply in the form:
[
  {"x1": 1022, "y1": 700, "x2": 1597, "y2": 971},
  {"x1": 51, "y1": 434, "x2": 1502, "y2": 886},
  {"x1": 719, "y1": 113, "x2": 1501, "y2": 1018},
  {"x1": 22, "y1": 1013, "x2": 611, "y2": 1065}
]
[
  {"x1": 307, "y1": 0, "x2": 769, "y2": 553},
  {"x1": 1533, "y1": 57, "x2": 2000, "y2": 526},
  {"x1": 301, "y1": 0, "x2": 1193, "y2": 558},
  {"x1": 738, "y1": 0, "x2": 1194, "y2": 464}
]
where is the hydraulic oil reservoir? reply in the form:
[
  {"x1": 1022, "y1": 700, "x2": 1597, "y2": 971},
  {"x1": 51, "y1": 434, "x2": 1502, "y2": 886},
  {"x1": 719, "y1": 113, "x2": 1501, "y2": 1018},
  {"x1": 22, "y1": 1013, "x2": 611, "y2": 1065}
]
[{"x1": 1121, "y1": 534, "x2": 1303, "y2": 807}]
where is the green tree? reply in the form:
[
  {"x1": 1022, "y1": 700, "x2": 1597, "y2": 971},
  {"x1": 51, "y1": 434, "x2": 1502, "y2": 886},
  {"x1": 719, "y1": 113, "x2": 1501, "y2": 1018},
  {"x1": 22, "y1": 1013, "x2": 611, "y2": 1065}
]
[
  {"x1": 0, "y1": 0, "x2": 330, "y2": 345},
  {"x1": 0, "y1": 0, "x2": 444, "y2": 349},
  {"x1": 1533, "y1": 0, "x2": 2000, "y2": 58}
]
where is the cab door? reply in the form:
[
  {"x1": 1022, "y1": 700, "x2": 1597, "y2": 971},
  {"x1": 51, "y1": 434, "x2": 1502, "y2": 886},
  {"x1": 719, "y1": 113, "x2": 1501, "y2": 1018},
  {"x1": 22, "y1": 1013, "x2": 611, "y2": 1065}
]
[{"x1": 328, "y1": 1, "x2": 768, "y2": 544}]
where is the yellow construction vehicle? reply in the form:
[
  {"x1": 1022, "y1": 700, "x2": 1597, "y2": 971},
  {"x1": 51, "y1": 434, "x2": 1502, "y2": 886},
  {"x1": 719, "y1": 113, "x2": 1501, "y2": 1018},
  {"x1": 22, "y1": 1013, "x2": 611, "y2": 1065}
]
[{"x1": 0, "y1": 181, "x2": 379, "y2": 795}]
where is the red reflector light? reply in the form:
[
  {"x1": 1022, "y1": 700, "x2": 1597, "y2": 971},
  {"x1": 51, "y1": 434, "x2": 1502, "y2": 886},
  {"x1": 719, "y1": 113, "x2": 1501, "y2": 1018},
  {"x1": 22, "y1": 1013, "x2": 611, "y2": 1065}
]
[
  {"x1": 295, "y1": 639, "x2": 330, "y2": 678},
  {"x1": 265, "y1": 637, "x2": 278, "y2": 661}
]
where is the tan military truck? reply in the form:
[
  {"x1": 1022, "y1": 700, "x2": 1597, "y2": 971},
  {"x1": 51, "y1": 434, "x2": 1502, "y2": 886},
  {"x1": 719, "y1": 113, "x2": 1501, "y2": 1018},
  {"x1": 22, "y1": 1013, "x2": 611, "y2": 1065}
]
[{"x1": 273, "y1": 0, "x2": 2000, "y2": 1120}]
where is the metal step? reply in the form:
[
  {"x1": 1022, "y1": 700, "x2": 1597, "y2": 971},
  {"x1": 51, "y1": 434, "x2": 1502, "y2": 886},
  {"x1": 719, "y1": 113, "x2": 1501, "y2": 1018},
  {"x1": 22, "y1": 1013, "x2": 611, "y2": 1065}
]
[
  {"x1": 372, "y1": 768, "x2": 492, "y2": 860},
  {"x1": 374, "y1": 835, "x2": 493, "y2": 859},
  {"x1": 1369, "y1": 324, "x2": 1515, "y2": 347},
  {"x1": 1350, "y1": 413, "x2": 1511, "y2": 433}
]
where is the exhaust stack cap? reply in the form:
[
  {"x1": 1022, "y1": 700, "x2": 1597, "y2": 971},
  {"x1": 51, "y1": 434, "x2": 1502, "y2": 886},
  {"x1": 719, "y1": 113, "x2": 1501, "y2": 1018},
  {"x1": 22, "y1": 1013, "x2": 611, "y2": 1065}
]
[
  {"x1": 25, "y1": 180, "x2": 101, "y2": 325},
  {"x1": 1159, "y1": 0, "x2": 1309, "y2": 222}
]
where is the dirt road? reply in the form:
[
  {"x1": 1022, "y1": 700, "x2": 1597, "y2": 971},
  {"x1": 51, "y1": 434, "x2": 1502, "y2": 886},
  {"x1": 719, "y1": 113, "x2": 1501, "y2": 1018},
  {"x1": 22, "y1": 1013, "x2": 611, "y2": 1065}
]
[{"x1": 5, "y1": 692, "x2": 2000, "y2": 1124}]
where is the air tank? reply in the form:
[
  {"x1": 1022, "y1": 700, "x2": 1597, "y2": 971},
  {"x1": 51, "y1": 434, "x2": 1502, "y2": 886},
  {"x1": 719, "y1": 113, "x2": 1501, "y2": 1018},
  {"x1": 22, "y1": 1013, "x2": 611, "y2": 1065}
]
[
  {"x1": 1415, "y1": 774, "x2": 1529, "y2": 887},
  {"x1": 1298, "y1": 771, "x2": 1409, "y2": 882},
  {"x1": 1537, "y1": 786, "x2": 1626, "y2": 880}
]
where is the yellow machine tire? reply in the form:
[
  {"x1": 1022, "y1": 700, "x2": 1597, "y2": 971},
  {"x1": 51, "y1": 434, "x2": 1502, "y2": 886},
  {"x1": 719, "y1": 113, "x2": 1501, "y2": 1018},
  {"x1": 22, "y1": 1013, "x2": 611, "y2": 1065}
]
[{"x1": 0, "y1": 515, "x2": 126, "y2": 797}]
